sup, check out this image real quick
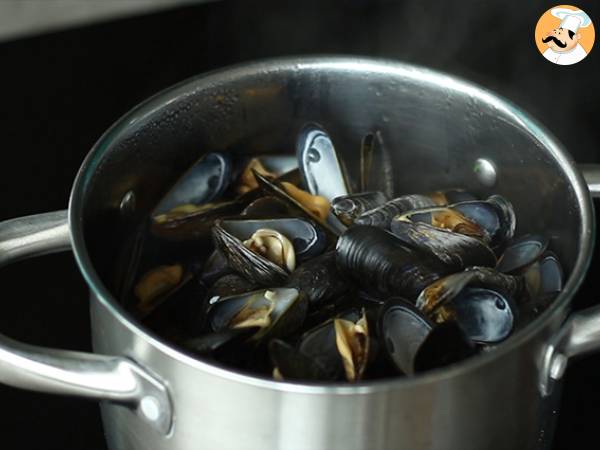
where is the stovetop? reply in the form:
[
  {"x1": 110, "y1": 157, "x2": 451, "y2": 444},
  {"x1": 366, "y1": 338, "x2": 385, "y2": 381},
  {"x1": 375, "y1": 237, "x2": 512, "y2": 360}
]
[{"x1": 0, "y1": 2, "x2": 598, "y2": 449}]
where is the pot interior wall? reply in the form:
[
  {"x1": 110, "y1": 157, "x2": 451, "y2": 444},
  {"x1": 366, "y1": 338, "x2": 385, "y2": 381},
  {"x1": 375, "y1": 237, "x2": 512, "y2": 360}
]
[{"x1": 78, "y1": 60, "x2": 582, "y2": 318}]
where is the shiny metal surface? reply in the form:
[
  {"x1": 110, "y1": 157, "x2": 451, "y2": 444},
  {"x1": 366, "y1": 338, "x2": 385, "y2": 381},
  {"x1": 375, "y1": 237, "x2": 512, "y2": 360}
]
[
  {"x1": 0, "y1": 212, "x2": 172, "y2": 434},
  {"x1": 0, "y1": 57, "x2": 598, "y2": 450},
  {"x1": 580, "y1": 164, "x2": 600, "y2": 198}
]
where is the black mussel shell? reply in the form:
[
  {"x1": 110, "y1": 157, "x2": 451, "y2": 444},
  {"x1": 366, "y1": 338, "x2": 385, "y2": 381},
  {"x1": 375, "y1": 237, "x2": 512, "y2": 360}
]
[
  {"x1": 296, "y1": 308, "x2": 365, "y2": 381},
  {"x1": 152, "y1": 199, "x2": 245, "y2": 241},
  {"x1": 184, "y1": 327, "x2": 259, "y2": 355},
  {"x1": 538, "y1": 252, "x2": 564, "y2": 295},
  {"x1": 451, "y1": 195, "x2": 516, "y2": 250},
  {"x1": 153, "y1": 152, "x2": 232, "y2": 216},
  {"x1": 297, "y1": 123, "x2": 350, "y2": 202},
  {"x1": 429, "y1": 189, "x2": 478, "y2": 206},
  {"x1": 212, "y1": 221, "x2": 290, "y2": 286},
  {"x1": 398, "y1": 206, "x2": 488, "y2": 242},
  {"x1": 413, "y1": 321, "x2": 476, "y2": 373},
  {"x1": 207, "y1": 287, "x2": 308, "y2": 342},
  {"x1": 378, "y1": 298, "x2": 433, "y2": 375},
  {"x1": 219, "y1": 217, "x2": 327, "y2": 262},
  {"x1": 450, "y1": 287, "x2": 515, "y2": 343},
  {"x1": 336, "y1": 225, "x2": 451, "y2": 300},
  {"x1": 332, "y1": 191, "x2": 388, "y2": 226},
  {"x1": 359, "y1": 131, "x2": 394, "y2": 199},
  {"x1": 255, "y1": 155, "x2": 298, "y2": 176},
  {"x1": 269, "y1": 339, "x2": 338, "y2": 381},
  {"x1": 200, "y1": 250, "x2": 234, "y2": 285},
  {"x1": 416, "y1": 267, "x2": 524, "y2": 318},
  {"x1": 286, "y1": 251, "x2": 350, "y2": 309},
  {"x1": 253, "y1": 171, "x2": 340, "y2": 236},
  {"x1": 390, "y1": 220, "x2": 497, "y2": 271},
  {"x1": 354, "y1": 195, "x2": 436, "y2": 229},
  {"x1": 207, "y1": 274, "x2": 257, "y2": 300},
  {"x1": 496, "y1": 234, "x2": 549, "y2": 274},
  {"x1": 242, "y1": 196, "x2": 294, "y2": 217}
]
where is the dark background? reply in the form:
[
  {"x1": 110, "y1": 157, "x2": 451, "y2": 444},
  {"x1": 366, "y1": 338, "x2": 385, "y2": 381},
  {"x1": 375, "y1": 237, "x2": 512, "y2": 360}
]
[{"x1": 0, "y1": 0, "x2": 598, "y2": 448}]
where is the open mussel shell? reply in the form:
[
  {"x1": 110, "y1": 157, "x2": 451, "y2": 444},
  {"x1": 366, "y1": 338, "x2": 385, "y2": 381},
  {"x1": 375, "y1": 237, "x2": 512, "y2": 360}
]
[
  {"x1": 538, "y1": 252, "x2": 564, "y2": 295},
  {"x1": 269, "y1": 339, "x2": 336, "y2": 381},
  {"x1": 207, "y1": 287, "x2": 307, "y2": 342},
  {"x1": 285, "y1": 251, "x2": 350, "y2": 309},
  {"x1": 450, "y1": 195, "x2": 516, "y2": 250},
  {"x1": 416, "y1": 267, "x2": 524, "y2": 317},
  {"x1": 360, "y1": 131, "x2": 394, "y2": 199},
  {"x1": 219, "y1": 217, "x2": 327, "y2": 262},
  {"x1": 253, "y1": 171, "x2": 341, "y2": 236},
  {"x1": 241, "y1": 196, "x2": 294, "y2": 217},
  {"x1": 450, "y1": 287, "x2": 515, "y2": 343},
  {"x1": 429, "y1": 189, "x2": 478, "y2": 206},
  {"x1": 378, "y1": 298, "x2": 433, "y2": 375},
  {"x1": 398, "y1": 206, "x2": 488, "y2": 242},
  {"x1": 212, "y1": 221, "x2": 290, "y2": 285},
  {"x1": 299, "y1": 308, "x2": 368, "y2": 382},
  {"x1": 336, "y1": 225, "x2": 450, "y2": 300},
  {"x1": 152, "y1": 199, "x2": 245, "y2": 241},
  {"x1": 413, "y1": 321, "x2": 476, "y2": 373},
  {"x1": 207, "y1": 274, "x2": 258, "y2": 300},
  {"x1": 389, "y1": 220, "x2": 497, "y2": 271},
  {"x1": 184, "y1": 326, "x2": 259, "y2": 356},
  {"x1": 296, "y1": 123, "x2": 350, "y2": 202},
  {"x1": 354, "y1": 194, "x2": 436, "y2": 229},
  {"x1": 496, "y1": 234, "x2": 549, "y2": 274},
  {"x1": 153, "y1": 152, "x2": 232, "y2": 217},
  {"x1": 332, "y1": 191, "x2": 388, "y2": 226}
]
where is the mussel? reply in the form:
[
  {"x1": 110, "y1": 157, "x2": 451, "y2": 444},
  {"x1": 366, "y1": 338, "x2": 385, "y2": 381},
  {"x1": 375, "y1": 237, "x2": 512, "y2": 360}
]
[
  {"x1": 354, "y1": 195, "x2": 436, "y2": 229},
  {"x1": 297, "y1": 123, "x2": 350, "y2": 202},
  {"x1": 218, "y1": 217, "x2": 327, "y2": 263},
  {"x1": 285, "y1": 251, "x2": 351, "y2": 309},
  {"x1": 270, "y1": 308, "x2": 369, "y2": 382},
  {"x1": 359, "y1": 131, "x2": 394, "y2": 198},
  {"x1": 496, "y1": 234, "x2": 549, "y2": 274},
  {"x1": 416, "y1": 268, "x2": 519, "y2": 343},
  {"x1": 336, "y1": 225, "x2": 451, "y2": 300},
  {"x1": 378, "y1": 298, "x2": 433, "y2": 375},
  {"x1": 207, "y1": 287, "x2": 308, "y2": 342},
  {"x1": 153, "y1": 152, "x2": 232, "y2": 216},
  {"x1": 212, "y1": 220, "x2": 294, "y2": 286},
  {"x1": 390, "y1": 220, "x2": 497, "y2": 271},
  {"x1": 331, "y1": 191, "x2": 388, "y2": 226}
]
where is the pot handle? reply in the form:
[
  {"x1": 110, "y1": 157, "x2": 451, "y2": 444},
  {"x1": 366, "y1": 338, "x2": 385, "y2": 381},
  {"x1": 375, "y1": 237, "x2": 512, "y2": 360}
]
[
  {"x1": 580, "y1": 164, "x2": 600, "y2": 198},
  {"x1": 0, "y1": 210, "x2": 172, "y2": 434},
  {"x1": 540, "y1": 164, "x2": 600, "y2": 395}
]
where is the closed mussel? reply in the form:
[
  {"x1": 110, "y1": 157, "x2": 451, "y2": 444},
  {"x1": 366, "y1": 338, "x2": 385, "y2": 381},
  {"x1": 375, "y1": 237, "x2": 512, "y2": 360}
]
[
  {"x1": 286, "y1": 251, "x2": 351, "y2": 309},
  {"x1": 336, "y1": 225, "x2": 451, "y2": 300}
]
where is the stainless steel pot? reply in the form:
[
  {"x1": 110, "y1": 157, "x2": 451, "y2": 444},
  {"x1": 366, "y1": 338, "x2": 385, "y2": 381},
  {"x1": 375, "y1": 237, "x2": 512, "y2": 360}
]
[{"x1": 1, "y1": 57, "x2": 599, "y2": 450}]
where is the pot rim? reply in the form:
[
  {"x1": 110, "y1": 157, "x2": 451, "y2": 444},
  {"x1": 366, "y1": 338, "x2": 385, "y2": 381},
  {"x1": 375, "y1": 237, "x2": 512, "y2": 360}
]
[{"x1": 68, "y1": 55, "x2": 595, "y2": 394}]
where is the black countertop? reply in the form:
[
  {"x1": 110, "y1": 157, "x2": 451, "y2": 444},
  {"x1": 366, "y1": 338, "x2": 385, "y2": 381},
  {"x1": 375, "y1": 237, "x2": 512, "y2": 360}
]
[{"x1": 0, "y1": 1, "x2": 598, "y2": 449}]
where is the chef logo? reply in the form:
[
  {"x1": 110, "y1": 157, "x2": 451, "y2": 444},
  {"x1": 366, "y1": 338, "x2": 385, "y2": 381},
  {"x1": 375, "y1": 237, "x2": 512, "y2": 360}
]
[{"x1": 535, "y1": 5, "x2": 595, "y2": 65}]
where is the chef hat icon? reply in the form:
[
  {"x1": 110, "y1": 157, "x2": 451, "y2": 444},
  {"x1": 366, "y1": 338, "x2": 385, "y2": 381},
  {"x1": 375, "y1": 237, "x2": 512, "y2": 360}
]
[{"x1": 551, "y1": 7, "x2": 592, "y2": 33}]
